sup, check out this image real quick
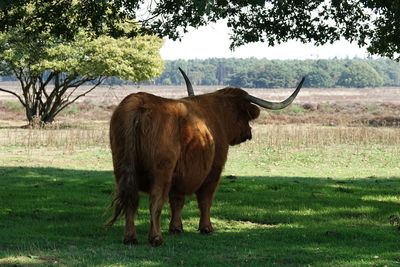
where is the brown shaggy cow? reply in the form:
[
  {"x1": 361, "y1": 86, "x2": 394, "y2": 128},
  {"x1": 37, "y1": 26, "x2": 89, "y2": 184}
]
[{"x1": 107, "y1": 69, "x2": 304, "y2": 247}]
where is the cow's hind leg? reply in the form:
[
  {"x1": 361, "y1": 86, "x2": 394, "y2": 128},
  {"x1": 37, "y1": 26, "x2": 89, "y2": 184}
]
[
  {"x1": 119, "y1": 170, "x2": 140, "y2": 245},
  {"x1": 148, "y1": 163, "x2": 174, "y2": 247},
  {"x1": 123, "y1": 203, "x2": 138, "y2": 245},
  {"x1": 196, "y1": 166, "x2": 222, "y2": 234},
  {"x1": 169, "y1": 192, "x2": 185, "y2": 234}
]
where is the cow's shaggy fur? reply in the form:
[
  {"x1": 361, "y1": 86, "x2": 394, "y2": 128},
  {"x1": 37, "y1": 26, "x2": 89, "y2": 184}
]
[{"x1": 107, "y1": 88, "x2": 260, "y2": 246}]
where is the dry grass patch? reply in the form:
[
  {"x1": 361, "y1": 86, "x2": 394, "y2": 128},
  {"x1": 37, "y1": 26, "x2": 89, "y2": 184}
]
[{"x1": 252, "y1": 124, "x2": 400, "y2": 148}]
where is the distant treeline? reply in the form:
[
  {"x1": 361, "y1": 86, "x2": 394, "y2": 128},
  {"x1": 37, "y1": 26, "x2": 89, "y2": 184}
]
[
  {"x1": 1, "y1": 58, "x2": 400, "y2": 88},
  {"x1": 154, "y1": 58, "x2": 400, "y2": 88}
]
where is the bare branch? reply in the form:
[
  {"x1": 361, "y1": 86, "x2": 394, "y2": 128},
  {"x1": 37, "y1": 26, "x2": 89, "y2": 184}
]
[
  {"x1": 42, "y1": 71, "x2": 63, "y2": 111},
  {"x1": 42, "y1": 72, "x2": 56, "y2": 88},
  {"x1": 38, "y1": 76, "x2": 49, "y2": 98},
  {"x1": 0, "y1": 87, "x2": 26, "y2": 106},
  {"x1": 54, "y1": 77, "x2": 105, "y2": 117},
  {"x1": 52, "y1": 73, "x2": 80, "y2": 100},
  {"x1": 64, "y1": 77, "x2": 97, "y2": 100},
  {"x1": 66, "y1": 76, "x2": 93, "y2": 89},
  {"x1": 138, "y1": 13, "x2": 160, "y2": 25},
  {"x1": 64, "y1": 86, "x2": 79, "y2": 102},
  {"x1": 39, "y1": 72, "x2": 57, "y2": 98},
  {"x1": 137, "y1": 0, "x2": 160, "y2": 25},
  {"x1": 13, "y1": 68, "x2": 25, "y2": 89},
  {"x1": 70, "y1": 79, "x2": 92, "y2": 88}
]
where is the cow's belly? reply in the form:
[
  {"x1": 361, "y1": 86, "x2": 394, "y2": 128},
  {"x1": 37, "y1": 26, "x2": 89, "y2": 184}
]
[
  {"x1": 171, "y1": 169, "x2": 211, "y2": 195},
  {"x1": 171, "y1": 150, "x2": 214, "y2": 195}
]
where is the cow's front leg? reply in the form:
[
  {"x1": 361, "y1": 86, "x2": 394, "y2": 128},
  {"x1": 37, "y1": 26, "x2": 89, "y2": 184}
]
[
  {"x1": 169, "y1": 192, "x2": 185, "y2": 234},
  {"x1": 196, "y1": 166, "x2": 222, "y2": 234}
]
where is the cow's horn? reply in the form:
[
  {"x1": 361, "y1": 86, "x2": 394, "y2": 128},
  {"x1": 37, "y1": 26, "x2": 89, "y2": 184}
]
[
  {"x1": 179, "y1": 67, "x2": 195, "y2": 96},
  {"x1": 245, "y1": 77, "x2": 305, "y2": 110}
]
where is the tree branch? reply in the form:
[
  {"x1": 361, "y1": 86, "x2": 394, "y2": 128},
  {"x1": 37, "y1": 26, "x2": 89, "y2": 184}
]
[
  {"x1": 0, "y1": 87, "x2": 26, "y2": 106},
  {"x1": 42, "y1": 71, "x2": 63, "y2": 114},
  {"x1": 54, "y1": 77, "x2": 105, "y2": 117},
  {"x1": 68, "y1": 79, "x2": 92, "y2": 88},
  {"x1": 39, "y1": 71, "x2": 56, "y2": 98},
  {"x1": 64, "y1": 77, "x2": 96, "y2": 100},
  {"x1": 13, "y1": 68, "x2": 25, "y2": 89}
]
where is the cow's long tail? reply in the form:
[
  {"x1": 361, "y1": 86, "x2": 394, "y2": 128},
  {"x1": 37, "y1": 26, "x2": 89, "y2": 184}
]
[
  {"x1": 105, "y1": 175, "x2": 139, "y2": 227},
  {"x1": 105, "y1": 112, "x2": 141, "y2": 227}
]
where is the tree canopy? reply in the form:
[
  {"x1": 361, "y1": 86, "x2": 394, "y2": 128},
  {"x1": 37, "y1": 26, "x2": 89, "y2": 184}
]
[
  {"x1": 2, "y1": 1, "x2": 399, "y2": 68},
  {"x1": 142, "y1": 0, "x2": 400, "y2": 60},
  {"x1": 0, "y1": 1, "x2": 163, "y2": 125},
  {"x1": 2, "y1": 1, "x2": 397, "y2": 60}
]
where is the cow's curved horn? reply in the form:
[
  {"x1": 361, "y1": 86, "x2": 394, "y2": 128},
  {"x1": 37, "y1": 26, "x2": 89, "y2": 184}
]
[
  {"x1": 245, "y1": 77, "x2": 305, "y2": 110},
  {"x1": 178, "y1": 67, "x2": 195, "y2": 96}
]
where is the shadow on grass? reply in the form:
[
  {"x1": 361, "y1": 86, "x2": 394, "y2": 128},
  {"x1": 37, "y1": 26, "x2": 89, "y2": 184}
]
[{"x1": 0, "y1": 166, "x2": 399, "y2": 266}]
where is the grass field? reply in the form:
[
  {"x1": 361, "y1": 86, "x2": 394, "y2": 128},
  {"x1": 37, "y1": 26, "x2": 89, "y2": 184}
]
[{"x1": 0, "y1": 86, "x2": 400, "y2": 266}]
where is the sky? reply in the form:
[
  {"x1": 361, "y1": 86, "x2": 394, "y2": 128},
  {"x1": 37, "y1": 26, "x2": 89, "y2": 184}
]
[{"x1": 160, "y1": 21, "x2": 370, "y2": 60}]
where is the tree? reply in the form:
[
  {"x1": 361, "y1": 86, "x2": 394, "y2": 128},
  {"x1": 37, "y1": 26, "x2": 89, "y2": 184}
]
[
  {"x1": 338, "y1": 61, "x2": 383, "y2": 88},
  {"x1": 138, "y1": 1, "x2": 400, "y2": 60},
  {"x1": 3, "y1": 1, "x2": 399, "y2": 60},
  {"x1": 303, "y1": 69, "x2": 334, "y2": 88},
  {"x1": 0, "y1": 1, "x2": 163, "y2": 126},
  {"x1": 369, "y1": 59, "x2": 400, "y2": 86}
]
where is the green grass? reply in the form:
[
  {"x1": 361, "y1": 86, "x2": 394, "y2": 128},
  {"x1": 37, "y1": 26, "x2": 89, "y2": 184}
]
[
  {"x1": 0, "y1": 125, "x2": 400, "y2": 266},
  {"x1": 3, "y1": 100, "x2": 24, "y2": 112},
  {"x1": 64, "y1": 103, "x2": 80, "y2": 115}
]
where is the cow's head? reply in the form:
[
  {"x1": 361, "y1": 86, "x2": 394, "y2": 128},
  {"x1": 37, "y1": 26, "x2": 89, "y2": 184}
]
[
  {"x1": 179, "y1": 67, "x2": 304, "y2": 145},
  {"x1": 215, "y1": 87, "x2": 260, "y2": 145}
]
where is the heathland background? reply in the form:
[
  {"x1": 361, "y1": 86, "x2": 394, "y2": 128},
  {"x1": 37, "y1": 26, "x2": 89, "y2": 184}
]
[
  {"x1": 0, "y1": 80, "x2": 399, "y2": 266},
  {"x1": 2, "y1": 58, "x2": 400, "y2": 89}
]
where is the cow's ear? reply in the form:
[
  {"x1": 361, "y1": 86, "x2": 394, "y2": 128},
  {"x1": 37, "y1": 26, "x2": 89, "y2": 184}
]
[
  {"x1": 248, "y1": 104, "x2": 260, "y2": 120},
  {"x1": 239, "y1": 102, "x2": 260, "y2": 121}
]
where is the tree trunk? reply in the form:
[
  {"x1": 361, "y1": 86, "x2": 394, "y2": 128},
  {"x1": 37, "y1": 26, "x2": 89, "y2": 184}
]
[{"x1": 2, "y1": 71, "x2": 103, "y2": 127}]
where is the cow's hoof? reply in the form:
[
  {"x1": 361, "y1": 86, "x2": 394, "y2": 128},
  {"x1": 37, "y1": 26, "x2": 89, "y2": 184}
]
[
  {"x1": 199, "y1": 226, "x2": 214, "y2": 234},
  {"x1": 123, "y1": 236, "x2": 138, "y2": 245},
  {"x1": 149, "y1": 236, "x2": 164, "y2": 247},
  {"x1": 169, "y1": 226, "x2": 183, "y2": 234}
]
